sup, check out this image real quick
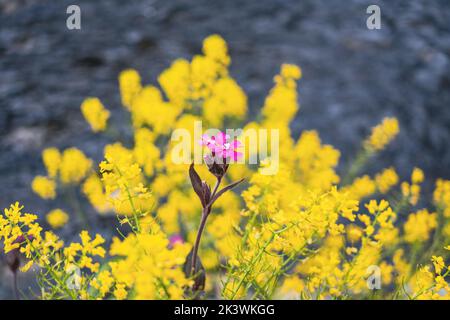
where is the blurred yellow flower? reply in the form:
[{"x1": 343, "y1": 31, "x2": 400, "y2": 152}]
[
  {"x1": 119, "y1": 69, "x2": 142, "y2": 110},
  {"x1": 375, "y1": 167, "x2": 398, "y2": 193},
  {"x1": 364, "y1": 117, "x2": 399, "y2": 151},
  {"x1": 31, "y1": 176, "x2": 56, "y2": 199},
  {"x1": 42, "y1": 147, "x2": 61, "y2": 178},
  {"x1": 81, "y1": 97, "x2": 110, "y2": 132},
  {"x1": 46, "y1": 209, "x2": 69, "y2": 229},
  {"x1": 59, "y1": 148, "x2": 92, "y2": 184},
  {"x1": 404, "y1": 209, "x2": 437, "y2": 243}
]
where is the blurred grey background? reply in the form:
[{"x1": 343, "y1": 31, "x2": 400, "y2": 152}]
[{"x1": 0, "y1": 0, "x2": 450, "y2": 298}]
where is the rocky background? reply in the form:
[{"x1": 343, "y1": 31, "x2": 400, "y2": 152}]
[{"x1": 1, "y1": 0, "x2": 449, "y2": 298}]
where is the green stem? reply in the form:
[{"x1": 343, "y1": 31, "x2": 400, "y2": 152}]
[
  {"x1": 229, "y1": 232, "x2": 276, "y2": 299},
  {"x1": 342, "y1": 149, "x2": 371, "y2": 186},
  {"x1": 22, "y1": 232, "x2": 77, "y2": 299},
  {"x1": 66, "y1": 185, "x2": 88, "y2": 228}
]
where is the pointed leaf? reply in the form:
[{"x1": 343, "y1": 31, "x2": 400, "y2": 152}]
[
  {"x1": 183, "y1": 249, "x2": 206, "y2": 294},
  {"x1": 208, "y1": 178, "x2": 245, "y2": 207},
  {"x1": 189, "y1": 163, "x2": 205, "y2": 207}
]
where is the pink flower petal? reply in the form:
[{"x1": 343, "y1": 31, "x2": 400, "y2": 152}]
[
  {"x1": 232, "y1": 140, "x2": 242, "y2": 148},
  {"x1": 232, "y1": 151, "x2": 243, "y2": 161}
]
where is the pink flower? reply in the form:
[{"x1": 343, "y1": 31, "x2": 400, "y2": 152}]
[
  {"x1": 169, "y1": 234, "x2": 184, "y2": 248},
  {"x1": 200, "y1": 132, "x2": 242, "y2": 162}
]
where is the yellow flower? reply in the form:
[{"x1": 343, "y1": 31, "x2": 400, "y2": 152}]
[
  {"x1": 402, "y1": 169, "x2": 423, "y2": 205},
  {"x1": 114, "y1": 283, "x2": 127, "y2": 300},
  {"x1": 119, "y1": 69, "x2": 142, "y2": 110},
  {"x1": 81, "y1": 97, "x2": 110, "y2": 132},
  {"x1": 99, "y1": 143, "x2": 153, "y2": 217},
  {"x1": 82, "y1": 174, "x2": 112, "y2": 214},
  {"x1": 130, "y1": 86, "x2": 181, "y2": 134},
  {"x1": 411, "y1": 167, "x2": 424, "y2": 184},
  {"x1": 279, "y1": 276, "x2": 304, "y2": 299},
  {"x1": 46, "y1": 209, "x2": 69, "y2": 229},
  {"x1": 42, "y1": 148, "x2": 61, "y2": 178},
  {"x1": 108, "y1": 232, "x2": 191, "y2": 299},
  {"x1": 280, "y1": 64, "x2": 302, "y2": 79},
  {"x1": 404, "y1": 209, "x2": 437, "y2": 243},
  {"x1": 20, "y1": 260, "x2": 34, "y2": 273},
  {"x1": 91, "y1": 270, "x2": 114, "y2": 298},
  {"x1": 294, "y1": 130, "x2": 340, "y2": 190},
  {"x1": 158, "y1": 59, "x2": 190, "y2": 109},
  {"x1": 432, "y1": 256, "x2": 445, "y2": 275},
  {"x1": 380, "y1": 262, "x2": 394, "y2": 285},
  {"x1": 31, "y1": 176, "x2": 56, "y2": 199},
  {"x1": 346, "y1": 224, "x2": 363, "y2": 243},
  {"x1": 262, "y1": 64, "x2": 301, "y2": 124},
  {"x1": 203, "y1": 77, "x2": 247, "y2": 127},
  {"x1": 62, "y1": 230, "x2": 106, "y2": 273},
  {"x1": 202, "y1": 34, "x2": 230, "y2": 66},
  {"x1": 59, "y1": 148, "x2": 92, "y2": 184},
  {"x1": 364, "y1": 199, "x2": 389, "y2": 215},
  {"x1": 375, "y1": 167, "x2": 398, "y2": 193},
  {"x1": 341, "y1": 175, "x2": 376, "y2": 201},
  {"x1": 364, "y1": 117, "x2": 399, "y2": 151},
  {"x1": 433, "y1": 179, "x2": 450, "y2": 217}
]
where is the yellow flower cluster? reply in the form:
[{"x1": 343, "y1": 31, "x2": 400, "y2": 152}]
[
  {"x1": 409, "y1": 253, "x2": 450, "y2": 299},
  {"x1": 60, "y1": 148, "x2": 93, "y2": 184},
  {"x1": 32, "y1": 147, "x2": 93, "y2": 200},
  {"x1": 119, "y1": 69, "x2": 142, "y2": 110},
  {"x1": 64, "y1": 230, "x2": 106, "y2": 272},
  {"x1": 401, "y1": 167, "x2": 424, "y2": 206},
  {"x1": 117, "y1": 34, "x2": 247, "y2": 145},
  {"x1": 81, "y1": 97, "x2": 110, "y2": 132},
  {"x1": 262, "y1": 64, "x2": 301, "y2": 124},
  {"x1": 364, "y1": 117, "x2": 399, "y2": 152},
  {"x1": 340, "y1": 167, "x2": 399, "y2": 201},
  {"x1": 5, "y1": 35, "x2": 450, "y2": 300},
  {"x1": 0, "y1": 203, "x2": 108, "y2": 299},
  {"x1": 404, "y1": 209, "x2": 437, "y2": 243},
  {"x1": 42, "y1": 147, "x2": 61, "y2": 178},
  {"x1": 225, "y1": 185, "x2": 360, "y2": 298},
  {"x1": 434, "y1": 179, "x2": 450, "y2": 217},
  {"x1": 375, "y1": 167, "x2": 399, "y2": 193},
  {"x1": 31, "y1": 176, "x2": 56, "y2": 199},
  {"x1": 46, "y1": 209, "x2": 69, "y2": 229},
  {"x1": 91, "y1": 225, "x2": 191, "y2": 299},
  {"x1": 281, "y1": 199, "x2": 397, "y2": 298},
  {"x1": 294, "y1": 131, "x2": 340, "y2": 190},
  {"x1": 81, "y1": 173, "x2": 111, "y2": 214},
  {"x1": 99, "y1": 143, "x2": 153, "y2": 219}
]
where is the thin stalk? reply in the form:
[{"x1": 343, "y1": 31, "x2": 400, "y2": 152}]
[
  {"x1": 342, "y1": 149, "x2": 371, "y2": 185},
  {"x1": 190, "y1": 210, "x2": 208, "y2": 276},
  {"x1": 190, "y1": 177, "x2": 222, "y2": 276},
  {"x1": 114, "y1": 164, "x2": 141, "y2": 233},
  {"x1": 230, "y1": 232, "x2": 276, "y2": 299},
  {"x1": 21, "y1": 231, "x2": 77, "y2": 299},
  {"x1": 66, "y1": 185, "x2": 88, "y2": 227}
]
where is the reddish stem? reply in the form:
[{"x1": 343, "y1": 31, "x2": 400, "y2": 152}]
[{"x1": 190, "y1": 177, "x2": 222, "y2": 277}]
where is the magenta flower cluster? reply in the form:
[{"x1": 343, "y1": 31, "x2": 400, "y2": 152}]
[{"x1": 200, "y1": 132, "x2": 242, "y2": 162}]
